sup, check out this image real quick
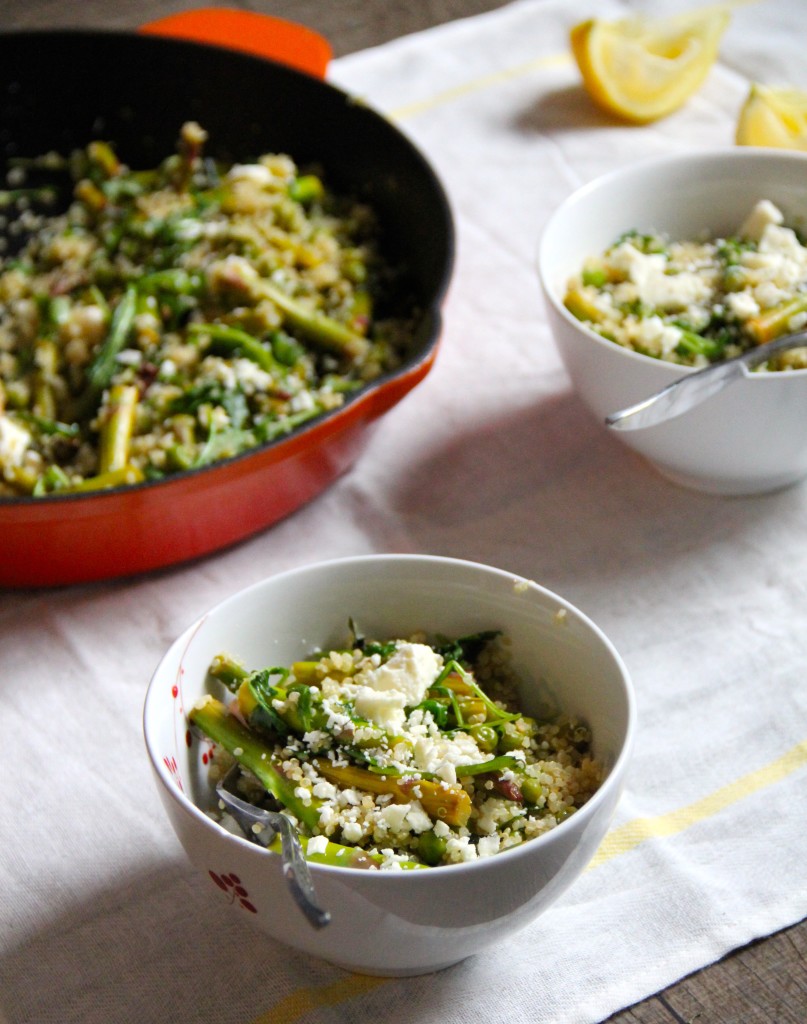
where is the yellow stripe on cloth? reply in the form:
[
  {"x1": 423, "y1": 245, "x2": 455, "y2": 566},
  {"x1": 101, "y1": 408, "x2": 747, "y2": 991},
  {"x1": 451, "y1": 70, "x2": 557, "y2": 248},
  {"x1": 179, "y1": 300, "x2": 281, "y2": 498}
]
[
  {"x1": 589, "y1": 737, "x2": 807, "y2": 871},
  {"x1": 389, "y1": 52, "x2": 571, "y2": 121},
  {"x1": 250, "y1": 974, "x2": 388, "y2": 1024},
  {"x1": 247, "y1": 738, "x2": 807, "y2": 1024}
]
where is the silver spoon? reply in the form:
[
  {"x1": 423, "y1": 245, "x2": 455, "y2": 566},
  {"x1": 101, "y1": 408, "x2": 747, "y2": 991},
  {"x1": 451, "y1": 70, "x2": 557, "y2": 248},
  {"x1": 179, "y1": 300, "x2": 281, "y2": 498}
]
[
  {"x1": 216, "y1": 765, "x2": 331, "y2": 930},
  {"x1": 605, "y1": 330, "x2": 807, "y2": 432}
]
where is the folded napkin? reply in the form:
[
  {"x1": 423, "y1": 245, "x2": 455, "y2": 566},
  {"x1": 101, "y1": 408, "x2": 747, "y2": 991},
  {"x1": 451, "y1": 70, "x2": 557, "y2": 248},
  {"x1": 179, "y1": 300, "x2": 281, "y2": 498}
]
[{"x1": 2, "y1": 2, "x2": 806, "y2": 1023}]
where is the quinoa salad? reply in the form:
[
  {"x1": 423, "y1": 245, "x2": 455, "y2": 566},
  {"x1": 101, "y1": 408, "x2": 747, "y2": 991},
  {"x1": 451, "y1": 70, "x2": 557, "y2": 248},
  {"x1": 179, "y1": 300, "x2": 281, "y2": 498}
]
[
  {"x1": 189, "y1": 626, "x2": 603, "y2": 870},
  {"x1": 564, "y1": 199, "x2": 807, "y2": 369},
  {"x1": 0, "y1": 122, "x2": 412, "y2": 497}
]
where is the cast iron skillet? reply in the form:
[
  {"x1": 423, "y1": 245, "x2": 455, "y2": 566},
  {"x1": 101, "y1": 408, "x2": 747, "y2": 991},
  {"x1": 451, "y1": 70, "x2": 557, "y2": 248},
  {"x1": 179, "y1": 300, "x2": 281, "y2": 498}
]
[{"x1": 0, "y1": 14, "x2": 454, "y2": 587}]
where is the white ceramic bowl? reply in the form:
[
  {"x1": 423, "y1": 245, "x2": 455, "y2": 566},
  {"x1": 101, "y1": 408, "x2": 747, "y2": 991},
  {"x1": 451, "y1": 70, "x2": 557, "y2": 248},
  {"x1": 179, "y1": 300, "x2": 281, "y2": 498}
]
[
  {"x1": 143, "y1": 554, "x2": 635, "y2": 976},
  {"x1": 538, "y1": 148, "x2": 807, "y2": 496}
]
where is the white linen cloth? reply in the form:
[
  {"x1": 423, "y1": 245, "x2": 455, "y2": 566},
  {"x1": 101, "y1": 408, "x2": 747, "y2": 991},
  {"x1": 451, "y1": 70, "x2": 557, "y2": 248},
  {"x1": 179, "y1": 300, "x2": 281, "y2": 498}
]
[{"x1": 2, "y1": 1, "x2": 807, "y2": 1022}]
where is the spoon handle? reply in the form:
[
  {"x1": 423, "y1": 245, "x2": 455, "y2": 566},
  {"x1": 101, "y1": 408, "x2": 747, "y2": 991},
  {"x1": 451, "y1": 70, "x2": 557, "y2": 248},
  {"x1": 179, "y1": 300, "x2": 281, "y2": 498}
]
[
  {"x1": 606, "y1": 329, "x2": 807, "y2": 431},
  {"x1": 274, "y1": 815, "x2": 332, "y2": 929},
  {"x1": 216, "y1": 775, "x2": 331, "y2": 929}
]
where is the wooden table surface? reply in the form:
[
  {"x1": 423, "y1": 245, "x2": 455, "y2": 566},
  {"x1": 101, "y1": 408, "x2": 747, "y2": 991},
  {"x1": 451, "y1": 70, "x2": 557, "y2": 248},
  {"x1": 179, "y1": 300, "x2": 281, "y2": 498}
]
[{"x1": 3, "y1": 1, "x2": 805, "y2": 1021}]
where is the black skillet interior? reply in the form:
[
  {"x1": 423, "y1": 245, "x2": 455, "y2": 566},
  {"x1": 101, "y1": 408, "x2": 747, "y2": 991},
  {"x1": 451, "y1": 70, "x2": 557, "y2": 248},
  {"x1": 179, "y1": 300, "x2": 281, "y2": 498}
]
[{"x1": 0, "y1": 29, "x2": 454, "y2": 333}]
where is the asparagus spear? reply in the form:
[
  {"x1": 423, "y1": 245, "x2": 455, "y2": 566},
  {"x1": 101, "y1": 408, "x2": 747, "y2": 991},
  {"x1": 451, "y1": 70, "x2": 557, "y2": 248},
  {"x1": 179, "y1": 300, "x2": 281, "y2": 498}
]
[
  {"x1": 98, "y1": 383, "x2": 139, "y2": 473},
  {"x1": 747, "y1": 294, "x2": 807, "y2": 344},
  {"x1": 269, "y1": 832, "x2": 425, "y2": 870},
  {"x1": 80, "y1": 285, "x2": 138, "y2": 407},
  {"x1": 212, "y1": 258, "x2": 370, "y2": 360},
  {"x1": 186, "y1": 322, "x2": 281, "y2": 373},
  {"x1": 257, "y1": 279, "x2": 370, "y2": 361},
  {"x1": 189, "y1": 695, "x2": 323, "y2": 832},
  {"x1": 64, "y1": 464, "x2": 144, "y2": 492},
  {"x1": 564, "y1": 286, "x2": 606, "y2": 325},
  {"x1": 315, "y1": 759, "x2": 472, "y2": 828}
]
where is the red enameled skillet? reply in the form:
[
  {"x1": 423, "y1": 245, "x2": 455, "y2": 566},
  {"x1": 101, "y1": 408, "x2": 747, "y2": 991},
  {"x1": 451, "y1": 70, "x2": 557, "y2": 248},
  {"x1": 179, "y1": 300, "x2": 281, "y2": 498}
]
[{"x1": 0, "y1": 10, "x2": 454, "y2": 587}]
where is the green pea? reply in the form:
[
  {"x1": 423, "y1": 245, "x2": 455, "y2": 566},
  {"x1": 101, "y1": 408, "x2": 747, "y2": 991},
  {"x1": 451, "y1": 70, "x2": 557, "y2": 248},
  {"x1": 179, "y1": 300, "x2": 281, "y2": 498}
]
[
  {"x1": 581, "y1": 264, "x2": 607, "y2": 287},
  {"x1": 417, "y1": 831, "x2": 448, "y2": 866},
  {"x1": 469, "y1": 724, "x2": 498, "y2": 753},
  {"x1": 520, "y1": 777, "x2": 543, "y2": 806}
]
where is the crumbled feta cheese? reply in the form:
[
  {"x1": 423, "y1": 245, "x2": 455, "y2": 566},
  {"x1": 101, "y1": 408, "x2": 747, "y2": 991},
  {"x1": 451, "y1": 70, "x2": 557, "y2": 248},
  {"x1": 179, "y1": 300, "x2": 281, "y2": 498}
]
[
  {"x1": 301, "y1": 729, "x2": 331, "y2": 751},
  {"x1": 413, "y1": 730, "x2": 487, "y2": 775},
  {"x1": 233, "y1": 358, "x2": 274, "y2": 393},
  {"x1": 116, "y1": 348, "x2": 143, "y2": 367},
  {"x1": 356, "y1": 642, "x2": 442, "y2": 706},
  {"x1": 0, "y1": 414, "x2": 31, "y2": 468},
  {"x1": 623, "y1": 248, "x2": 711, "y2": 311},
  {"x1": 754, "y1": 281, "x2": 790, "y2": 309},
  {"x1": 200, "y1": 355, "x2": 237, "y2": 390},
  {"x1": 379, "y1": 803, "x2": 410, "y2": 831},
  {"x1": 318, "y1": 805, "x2": 336, "y2": 828},
  {"x1": 445, "y1": 835, "x2": 478, "y2": 862},
  {"x1": 351, "y1": 642, "x2": 443, "y2": 729},
  {"x1": 435, "y1": 762, "x2": 458, "y2": 785},
  {"x1": 726, "y1": 290, "x2": 760, "y2": 320},
  {"x1": 739, "y1": 199, "x2": 783, "y2": 243},
  {"x1": 633, "y1": 315, "x2": 682, "y2": 357},
  {"x1": 477, "y1": 835, "x2": 502, "y2": 858},
  {"x1": 342, "y1": 820, "x2": 364, "y2": 843},
  {"x1": 290, "y1": 390, "x2": 316, "y2": 413},
  {"x1": 353, "y1": 686, "x2": 407, "y2": 731},
  {"x1": 404, "y1": 803, "x2": 433, "y2": 834},
  {"x1": 759, "y1": 223, "x2": 804, "y2": 260},
  {"x1": 306, "y1": 835, "x2": 329, "y2": 855},
  {"x1": 173, "y1": 219, "x2": 204, "y2": 242},
  {"x1": 226, "y1": 163, "x2": 275, "y2": 186}
]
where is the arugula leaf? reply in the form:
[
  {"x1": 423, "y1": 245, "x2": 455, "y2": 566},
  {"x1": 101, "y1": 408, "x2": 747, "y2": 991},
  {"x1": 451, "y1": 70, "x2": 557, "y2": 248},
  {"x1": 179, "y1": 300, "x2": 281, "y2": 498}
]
[
  {"x1": 433, "y1": 630, "x2": 500, "y2": 666},
  {"x1": 246, "y1": 668, "x2": 291, "y2": 736}
]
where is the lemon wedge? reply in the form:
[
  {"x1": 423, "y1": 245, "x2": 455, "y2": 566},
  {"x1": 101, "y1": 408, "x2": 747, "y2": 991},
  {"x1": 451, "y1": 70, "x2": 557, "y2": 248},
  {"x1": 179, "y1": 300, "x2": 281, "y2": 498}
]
[
  {"x1": 570, "y1": 8, "x2": 730, "y2": 124},
  {"x1": 736, "y1": 83, "x2": 807, "y2": 149}
]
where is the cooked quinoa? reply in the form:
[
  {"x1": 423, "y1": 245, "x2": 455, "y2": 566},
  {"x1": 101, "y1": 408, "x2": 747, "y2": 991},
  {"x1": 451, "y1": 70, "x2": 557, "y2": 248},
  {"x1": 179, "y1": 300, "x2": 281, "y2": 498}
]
[
  {"x1": 0, "y1": 122, "x2": 412, "y2": 497},
  {"x1": 189, "y1": 628, "x2": 603, "y2": 870},
  {"x1": 565, "y1": 199, "x2": 807, "y2": 369}
]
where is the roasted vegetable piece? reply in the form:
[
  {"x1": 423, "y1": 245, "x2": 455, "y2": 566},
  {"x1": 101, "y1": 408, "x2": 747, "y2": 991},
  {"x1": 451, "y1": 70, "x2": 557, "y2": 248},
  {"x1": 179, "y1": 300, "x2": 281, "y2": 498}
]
[
  {"x1": 315, "y1": 759, "x2": 472, "y2": 828},
  {"x1": 98, "y1": 384, "x2": 139, "y2": 473}
]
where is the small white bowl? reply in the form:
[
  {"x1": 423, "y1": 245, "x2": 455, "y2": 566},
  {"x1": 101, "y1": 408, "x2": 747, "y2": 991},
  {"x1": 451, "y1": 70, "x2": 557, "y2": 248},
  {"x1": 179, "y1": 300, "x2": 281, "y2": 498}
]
[
  {"x1": 537, "y1": 148, "x2": 807, "y2": 496},
  {"x1": 144, "y1": 554, "x2": 635, "y2": 976}
]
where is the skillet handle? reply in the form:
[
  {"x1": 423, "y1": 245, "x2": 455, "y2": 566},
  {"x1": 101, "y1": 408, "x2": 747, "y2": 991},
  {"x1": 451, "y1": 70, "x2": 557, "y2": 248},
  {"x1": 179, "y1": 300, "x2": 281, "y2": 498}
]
[{"x1": 138, "y1": 7, "x2": 331, "y2": 79}]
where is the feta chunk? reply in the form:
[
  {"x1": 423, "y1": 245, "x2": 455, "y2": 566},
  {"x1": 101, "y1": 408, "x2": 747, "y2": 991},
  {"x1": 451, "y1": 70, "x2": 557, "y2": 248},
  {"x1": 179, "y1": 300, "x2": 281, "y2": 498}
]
[
  {"x1": 342, "y1": 820, "x2": 364, "y2": 843},
  {"x1": 353, "y1": 686, "x2": 407, "y2": 731},
  {"x1": 726, "y1": 291, "x2": 760, "y2": 320},
  {"x1": 477, "y1": 835, "x2": 502, "y2": 858},
  {"x1": 356, "y1": 642, "x2": 442, "y2": 706},
  {"x1": 739, "y1": 199, "x2": 784, "y2": 243},
  {"x1": 226, "y1": 163, "x2": 274, "y2": 186},
  {"x1": 350, "y1": 642, "x2": 442, "y2": 730},
  {"x1": 0, "y1": 414, "x2": 30, "y2": 468},
  {"x1": 404, "y1": 803, "x2": 433, "y2": 834},
  {"x1": 413, "y1": 730, "x2": 487, "y2": 775},
  {"x1": 307, "y1": 835, "x2": 329, "y2": 856},
  {"x1": 610, "y1": 243, "x2": 711, "y2": 312},
  {"x1": 379, "y1": 803, "x2": 410, "y2": 831}
]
